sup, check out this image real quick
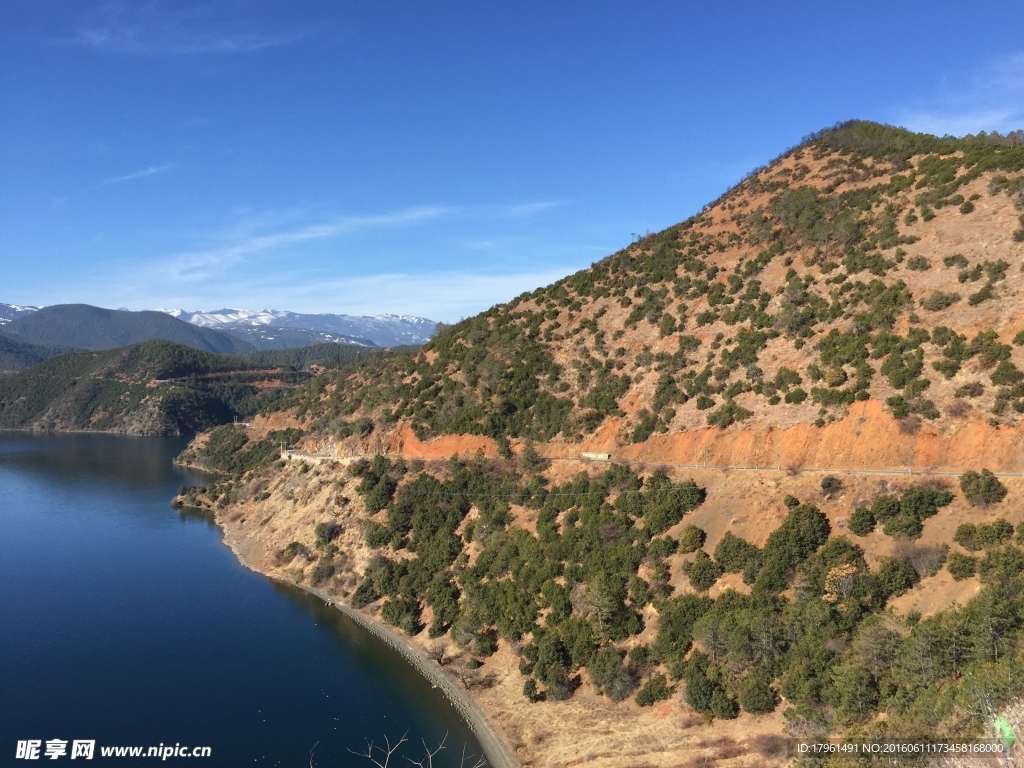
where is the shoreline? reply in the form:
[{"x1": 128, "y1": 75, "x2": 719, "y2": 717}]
[{"x1": 216, "y1": 533, "x2": 518, "y2": 768}]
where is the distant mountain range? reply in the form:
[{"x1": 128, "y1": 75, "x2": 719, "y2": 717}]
[
  {"x1": 158, "y1": 307, "x2": 437, "y2": 348},
  {"x1": 0, "y1": 304, "x2": 437, "y2": 351},
  {"x1": 2, "y1": 304, "x2": 254, "y2": 356},
  {"x1": 0, "y1": 304, "x2": 41, "y2": 325}
]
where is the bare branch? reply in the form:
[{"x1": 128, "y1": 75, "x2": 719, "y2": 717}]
[
  {"x1": 407, "y1": 731, "x2": 448, "y2": 768},
  {"x1": 348, "y1": 730, "x2": 409, "y2": 768}
]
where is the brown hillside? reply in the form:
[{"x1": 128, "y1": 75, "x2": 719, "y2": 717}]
[{"x1": 179, "y1": 123, "x2": 1024, "y2": 768}]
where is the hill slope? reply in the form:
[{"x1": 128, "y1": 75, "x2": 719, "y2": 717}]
[
  {"x1": 0, "y1": 339, "x2": 305, "y2": 435},
  {"x1": 161, "y1": 307, "x2": 436, "y2": 347},
  {"x1": 177, "y1": 122, "x2": 1024, "y2": 767},
  {"x1": 4, "y1": 304, "x2": 255, "y2": 354},
  {"x1": 0, "y1": 330, "x2": 74, "y2": 375},
  {"x1": 272, "y1": 122, "x2": 1024, "y2": 453}
]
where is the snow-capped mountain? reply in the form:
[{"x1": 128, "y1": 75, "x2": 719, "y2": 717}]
[
  {"x1": 0, "y1": 304, "x2": 41, "y2": 325},
  {"x1": 157, "y1": 308, "x2": 437, "y2": 348}
]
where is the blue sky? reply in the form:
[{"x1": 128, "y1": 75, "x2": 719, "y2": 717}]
[{"x1": 2, "y1": 1, "x2": 1023, "y2": 322}]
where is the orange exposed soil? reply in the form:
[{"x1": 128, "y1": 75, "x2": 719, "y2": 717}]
[
  {"x1": 395, "y1": 424, "x2": 501, "y2": 459},
  {"x1": 535, "y1": 400, "x2": 1024, "y2": 475}
]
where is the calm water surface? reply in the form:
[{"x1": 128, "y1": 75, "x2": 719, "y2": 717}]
[{"x1": 0, "y1": 433, "x2": 482, "y2": 767}]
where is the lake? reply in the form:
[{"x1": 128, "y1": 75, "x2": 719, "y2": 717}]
[{"x1": 0, "y1": 433, "x2": 483, "y2": 767}]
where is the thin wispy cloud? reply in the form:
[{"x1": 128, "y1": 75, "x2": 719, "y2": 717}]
[
  {"x1": 107, "y1": 197, "x2": 581, "y2": 319},
  {"x1": 269, "y1": 269, "x2": 579, "y2": 320},
  {"x1": 893, "y1": 50, "x2": 1024, "y2": 136},
  {"x1": 124, "y1": 268, "x2": 579, "y2": 322},
  {"x1": 157, "y1": 205, "x2": 457, "y2": 283},
  {"x1": 152, "y1": 198, "x2": 565, "y2": 283},
  {"x1": 61, "y1": 2, "x2": 308, "y2": 56},
  {"x1": 489, "y1": 200, "x2": 567, "y2": 218},
  {"x1": 100, "y1": 162, "x2": 176, "y2": 187}
]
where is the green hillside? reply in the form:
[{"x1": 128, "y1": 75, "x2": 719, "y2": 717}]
[
  {"x1": 0, "y1": 339, "x2": 305, "y2": 434},
  {"x1": 240, "y1": 341, "x2": 382, "y2": 369},
  {"x1": 0, "y1": 330, "x2": 73, "y2": 374}
]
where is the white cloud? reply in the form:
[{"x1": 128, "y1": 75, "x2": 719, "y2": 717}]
[
  {"x1": 100, "y1": 162, "x2": 176, "y2": 186},
  {"x1": 103, "y1": 198, "x2": 586, "y2": 319},
  {"x1": 155, "y1": 205, "x2": 456, "y2": 283},
  {"x1": 489, "y1": 200, "x2": 567, "y2": 218},
  {"x1": 893, "y1": 50, "x2": 1024, "y2": 136},
  {"x1": 62, "y1": 2, "x2": 308, "y2": 56},
  {"x1": 895, "y1": 109, "x2": 1019, "y2": 139}
]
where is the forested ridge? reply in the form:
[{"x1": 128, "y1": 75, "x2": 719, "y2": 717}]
[
  {"x1": 0, "y1": 339, "x2": 299, "y2": 434},
  {"x1": 0, "y1": 338, "x2": 402, "y2": 435}
]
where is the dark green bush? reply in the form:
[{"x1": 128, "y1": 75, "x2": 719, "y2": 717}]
[
  {"x1": 678, "y1": 525, "x2": 707, "y2": 553},
  {"x1": 877, "y1": 557, "x2": 920, "y2": 598},
  {"x1": 960, "y1": 469, "x2": 1007, "y2": 507},
  {"x1": 946, "y1": 551, "x2": 978, "y2": 580},
  {"x1": 711, "y1": 688, "x2": 739, "y2": 719},
  {"x1": 848, "y1": 507, "x2": 876, "y2": 536},
  {"x1": 954, "y1": 519, "x2": 1014, "y2": 550},
  {"x1": 714, "y1": 531, "x2": 760, "y2": 573},
  {"x1": 920, "y1": 291, "x2": 960, "y2": 312},
  {"x1": 635, "y1": 674, "x2": 673, "y2": 706},
  {"x1": 739, "y1": 672, "x2": 778, "y2": 714},
  {"x1": 821, "y1": 475, "x2": 842, "y2": 497},
  {"x1": 683, "y1": 551, "x2": 722, "y2": 591}
]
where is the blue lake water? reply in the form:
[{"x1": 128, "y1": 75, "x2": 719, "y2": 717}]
[{"x1": 0, "y1": 433, "x2": 482, "y2": 767}]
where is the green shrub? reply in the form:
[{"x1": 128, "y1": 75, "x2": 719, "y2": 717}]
[
  {"x1": 848, "y1": 507, "x2": 876, "y2": 536},
  {"x1": 635, "y1": 674, "x2": 673, "y2": 706},
  {"x1": 714, "y1": 531, "x2": 760, "y2": 572},
  {"x1": 684, "y1": 655, "x2": 714, "y2": 712},
  {"x1": 677, "y1": 525, "x2": 707, "y2": 553},
  {"x1": 314, "y1": 521, "x2": 343, "y2": 547},
  {"x1": 310, "y1": 559, "x2": 335, "y2": 586},
  {"x1": 977, "y1": 546, "x2": 1024, "y2": 583},
  {"x1": 279, "y1": 541, "x2": 311, "y2": 561},
  {"x1": 711, "y1": 688, "x2": 740, "y2": 719},
  {"x1": 648, "y1": 535, "x2": 679, "y2": 559},
  {"x1": 920, "y1": 291, "x2": 960, "y2": 312},
  {"x1": 381, "y1": 596, "x2": 423, "y2": 635},
  {"x1": 821, "y1": 475, "x2": 842, "y2": 497},
  {"x1": 946, "y1": 551, "x2": 977, "y2": 580},
  {"x1": 785, "y1": 387, "x2": 808, "y2": 404},
  {"x1": 706, "y1": 401, "x2": 753, "y2": 428},
  {"x1": 877, "y1": 557, "x2": 919, "y2": 597},
  {"x1": 959, "y1": 469, "x2": 1007, "y2": 507},
  {"x1": 739, "y1": 672, "x2": 778, "y2": 714},
  {"x1": 683, "y1": 551, "x2": 722, "y2": 591},
  {"x1": 522, "y1": 678, "x2": 539, "y2": 702},
  {"x1": 967, "y1": 283, "x2": 995, "y2": 306},
  {"x1": 954, "y1": 519, "x2": 1014, "y2": 550}
]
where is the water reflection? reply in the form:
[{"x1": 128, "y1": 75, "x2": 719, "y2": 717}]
[{"x1": 0, "y1": 433, "x2": 483, "y2": 768}]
